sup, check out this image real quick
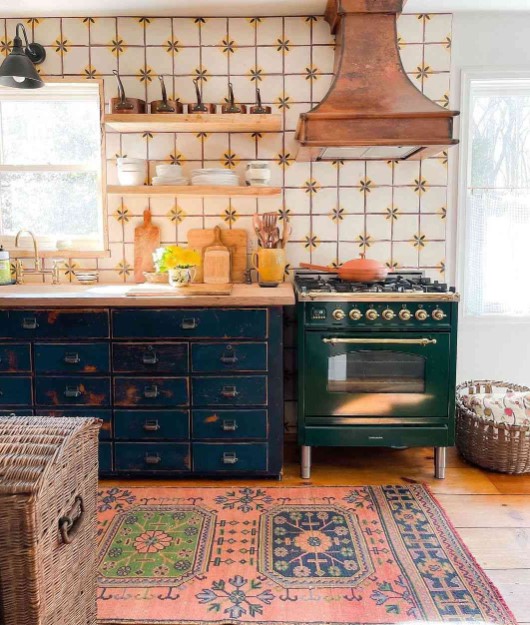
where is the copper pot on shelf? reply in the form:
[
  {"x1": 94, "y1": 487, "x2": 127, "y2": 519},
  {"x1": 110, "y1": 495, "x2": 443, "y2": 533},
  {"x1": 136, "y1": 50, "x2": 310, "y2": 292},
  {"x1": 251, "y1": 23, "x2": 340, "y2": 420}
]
[
  {"x1": 249, "y1": 88, "x2": 271, "y2": 114},
  {"x1": 300, "y1": 256, "x2": 389, "y2": 283},
  {"x1": 150, "y1": 75, "x2": 183, "y2": 114},
  {"x1": 187, "y1": 78, "x2": 216, "y2": 114},
  {"x1": 110, "y1": 70, "x2": 146, "y2": 114},
  {"x1": 221, "y1": 82, "x2": 247, "y2": 114}
]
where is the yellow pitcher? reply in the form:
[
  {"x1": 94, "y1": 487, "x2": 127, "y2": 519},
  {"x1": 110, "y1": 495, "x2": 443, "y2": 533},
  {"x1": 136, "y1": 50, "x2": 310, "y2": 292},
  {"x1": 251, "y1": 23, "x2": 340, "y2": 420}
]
[{"x1": 252, "y1": 248, "x2": 286, "y2": 288}]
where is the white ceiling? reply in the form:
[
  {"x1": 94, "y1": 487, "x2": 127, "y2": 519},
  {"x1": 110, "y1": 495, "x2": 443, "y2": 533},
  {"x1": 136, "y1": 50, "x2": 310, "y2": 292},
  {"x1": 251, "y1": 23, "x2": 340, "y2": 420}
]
[{"x1": 2, "y1": 0, "x2": 530, "y2": 17}]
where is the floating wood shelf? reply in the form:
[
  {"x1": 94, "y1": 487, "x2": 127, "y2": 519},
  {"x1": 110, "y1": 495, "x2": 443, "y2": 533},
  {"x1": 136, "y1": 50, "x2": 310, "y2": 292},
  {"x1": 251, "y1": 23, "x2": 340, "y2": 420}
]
[
  {"x1": 105, "y1": 113, "x2": 282, "y2": 133},
  {"x1": 107, "y1": 185, "x2": 282, "y2": 197}
]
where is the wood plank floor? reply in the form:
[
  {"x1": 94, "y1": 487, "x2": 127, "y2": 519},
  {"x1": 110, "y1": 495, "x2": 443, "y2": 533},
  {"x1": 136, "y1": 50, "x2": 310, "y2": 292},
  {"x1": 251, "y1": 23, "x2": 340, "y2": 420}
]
[{"x1": 102, "y1": 445, "x2": 530, "y2": 624}]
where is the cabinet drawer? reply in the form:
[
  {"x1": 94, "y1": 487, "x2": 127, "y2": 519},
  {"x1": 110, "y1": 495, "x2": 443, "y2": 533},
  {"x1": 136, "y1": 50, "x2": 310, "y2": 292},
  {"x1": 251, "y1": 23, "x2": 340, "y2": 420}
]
[
  {"x1": 0, "y1": 409, "x2": 33, "y2": 416},
  {"x1": 0, "y1": 377, "x2": 32, "y2": 406},
  {"x1": 193, "y1": 443, "x2": 268, "y2": 472},
  {"x1": 35, "y1": 343, "x2": 110, "y2": 374},
  {"x1": 0, "y1": 344, "x2": 31, "y2": 372},
  {"x1": 112, "y1": 309, "x2": 267, "y2": 339},
  {"x1": 40, "y1": 409, "x2": 112, "y2": 440},
  {"x1": 35, "y1": 377, "x2": 110, "y2": 406},
  {"x1": 0, "y1": 310, "x2": 109, "y2": 339},
  {"x1": 192, "y1": 376, "x2": 267, "y2": 406},
  {"x1": 192, "y1": 343, "x2": 267, "y2": 373},
  {"x1": 193, "y1": 410, "x2": 267, "y2": 440},
  {"x1": 115, "y1": 442, "x2": 191, "y2": 472},
  {"x1": 114, "y1": 377, "x2": 188, "y2": 407},
  {"x1": 303, "y1": 426, "x2": 450, "y2": 448},
  {"x1": 99, "y1": 442, "x2": 113, "y2": 473},
  {"x1": 115, "y1": 410, "x2": 189, "y2": 440},
  {"x1": 113, "y1": 343, "x2": 188, "y2": 374}
]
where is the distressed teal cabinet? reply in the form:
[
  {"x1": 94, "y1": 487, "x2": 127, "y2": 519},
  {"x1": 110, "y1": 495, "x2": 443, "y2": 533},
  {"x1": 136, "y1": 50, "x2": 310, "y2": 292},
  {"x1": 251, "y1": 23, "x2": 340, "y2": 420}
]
[{"x1": 0, "y1": 307, "x2": 283, "y2": 478}]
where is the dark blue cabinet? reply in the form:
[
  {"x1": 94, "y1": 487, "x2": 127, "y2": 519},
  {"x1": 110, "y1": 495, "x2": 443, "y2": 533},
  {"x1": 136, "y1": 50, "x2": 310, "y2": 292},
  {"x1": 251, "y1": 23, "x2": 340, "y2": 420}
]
[{"x1": 0, "y1": 306, "x2": 283, "y2": 478}]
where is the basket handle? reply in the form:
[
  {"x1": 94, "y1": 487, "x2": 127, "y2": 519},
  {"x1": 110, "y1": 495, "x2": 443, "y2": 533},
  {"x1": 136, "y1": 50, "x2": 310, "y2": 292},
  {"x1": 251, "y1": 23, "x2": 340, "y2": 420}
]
[{"x1": 59, "y1": 496, "x2": 84, "y2": 545}]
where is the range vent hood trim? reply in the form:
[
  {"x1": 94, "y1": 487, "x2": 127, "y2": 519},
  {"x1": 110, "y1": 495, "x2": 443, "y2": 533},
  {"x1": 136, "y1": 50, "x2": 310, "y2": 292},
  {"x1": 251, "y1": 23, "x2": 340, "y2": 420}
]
[{"x1": 295, "y1": 0, "x2": 459, "y2": 162}]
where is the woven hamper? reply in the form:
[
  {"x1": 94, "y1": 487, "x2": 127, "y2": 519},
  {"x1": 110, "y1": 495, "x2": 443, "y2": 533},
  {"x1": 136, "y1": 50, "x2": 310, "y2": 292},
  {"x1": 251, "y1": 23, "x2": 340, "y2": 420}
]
[
  {"x1": 456, "y1": 380, "x2": 530, "y2": 474},
  {"x1": 0, "y1": 416, "x2": 101, "y2": 625}
]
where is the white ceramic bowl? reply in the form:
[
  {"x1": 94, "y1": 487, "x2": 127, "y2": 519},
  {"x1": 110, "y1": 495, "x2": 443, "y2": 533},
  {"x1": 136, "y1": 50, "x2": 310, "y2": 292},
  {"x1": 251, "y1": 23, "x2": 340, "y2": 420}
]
[
  {"x1": 156, "y1": 164, "x2": 183, "y2": 176},
  {"x1": 118, "y1": 171, "x2": 146, "y2": 185}
]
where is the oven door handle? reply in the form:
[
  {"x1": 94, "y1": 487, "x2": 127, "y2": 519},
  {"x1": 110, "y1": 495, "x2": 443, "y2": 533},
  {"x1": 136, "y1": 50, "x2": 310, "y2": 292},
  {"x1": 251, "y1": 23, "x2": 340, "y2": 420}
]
[{"x1": 322, "y1": 338, "x2": 437, "y2": 347}]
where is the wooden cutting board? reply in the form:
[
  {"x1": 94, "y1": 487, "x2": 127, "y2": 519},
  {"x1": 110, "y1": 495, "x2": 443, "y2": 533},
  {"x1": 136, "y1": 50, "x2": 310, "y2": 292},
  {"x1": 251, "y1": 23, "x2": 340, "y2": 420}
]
[
  {"x1": 188, "y1": 227, "x2": 247, "y2": 283},
  {"x1": 203, "y1": 226, "x2": 230, "y2": 285},
  {"x1": 127, "y1": 284, "x2": 233, "y2": 297},
  {"x1": 134, "y1": 209, "x2": 160, "y2": 283}
]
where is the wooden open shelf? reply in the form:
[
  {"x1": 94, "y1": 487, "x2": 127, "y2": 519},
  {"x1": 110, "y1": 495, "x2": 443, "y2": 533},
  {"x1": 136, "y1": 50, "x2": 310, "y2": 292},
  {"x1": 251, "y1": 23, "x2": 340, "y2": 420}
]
[
  {"x1": 107, "y1": 185, "x2": 282, "y2": 197},
  {"x1": 105, "y1": 113, "x2": 282, "y2": 133}
]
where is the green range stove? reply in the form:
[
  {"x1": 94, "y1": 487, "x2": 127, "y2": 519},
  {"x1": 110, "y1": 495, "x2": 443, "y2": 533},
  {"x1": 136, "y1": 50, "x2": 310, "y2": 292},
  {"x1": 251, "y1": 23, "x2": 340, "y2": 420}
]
[{"x1": 295, "y1": 270, "x2": 459, "y2": 480}]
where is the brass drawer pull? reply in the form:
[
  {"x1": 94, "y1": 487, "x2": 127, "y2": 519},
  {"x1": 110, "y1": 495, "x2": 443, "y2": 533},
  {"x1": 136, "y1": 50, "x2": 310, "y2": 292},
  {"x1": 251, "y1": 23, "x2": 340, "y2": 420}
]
[
  {"x1": 143, "y1": 420, "x2": 161, "y2": 432},
  {"x1": 142, "y1": 349, "x2": 159, "y2": 365},
  {"x1": 144, "y1": 453, "x2": 161, "y2": 465},
  {"x1": 22, "y1": 317, "x2": 38, "y2": 330},
  {"x1": 180, "y1": 318, "x2": 199, "y2": 330},
  {"x1": 143, "y1": 385, "x2": 159, "y2": 399},
  {"x1": 220, "y1": 346, "x2": 238, "y2": 365},
  {"x1": 220, "y1": 386, "x2": 239, "y2": 399},
  {"x1": 322, "y1": 338, "x2": 437, "y2": 347},
  {"x1": 64, "y1": 352, "x2": 81, "y2": 365},
  {"x1": 222, "y1": 452, "x2": 238, "y2": 465},
  {"x1": 368, "y1": 436, "x2": 384, "y2": 440},
  {"x1": 222, "y1": 419, "x2": 238, "y2": 432},
  {"x1": 64, "y1": 386, "x2": 82, "y2": 398},
  {"x1": 59, "y1": 496, "x2": 84, "y2": 545}
]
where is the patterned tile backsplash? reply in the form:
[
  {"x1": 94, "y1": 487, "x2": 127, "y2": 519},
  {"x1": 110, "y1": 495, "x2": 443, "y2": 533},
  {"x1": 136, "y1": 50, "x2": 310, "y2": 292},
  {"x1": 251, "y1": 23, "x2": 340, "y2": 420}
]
[{"x1": 2, "y1": 13, "x2": 452, "y2": 284}]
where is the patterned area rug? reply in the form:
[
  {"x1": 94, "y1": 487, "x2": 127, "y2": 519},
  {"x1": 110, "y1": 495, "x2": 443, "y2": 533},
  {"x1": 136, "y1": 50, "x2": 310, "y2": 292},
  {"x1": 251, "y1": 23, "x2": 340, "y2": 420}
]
[{"x1": 97, "y1": 485, "x2": 516, "y2": 625}]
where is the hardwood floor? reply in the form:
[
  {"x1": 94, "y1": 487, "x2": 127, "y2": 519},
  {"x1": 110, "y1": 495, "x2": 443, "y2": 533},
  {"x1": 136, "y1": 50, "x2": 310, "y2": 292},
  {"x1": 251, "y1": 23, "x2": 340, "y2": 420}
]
[{"x1": 102, "y1": 444, "x2": 530, "y2": 624}]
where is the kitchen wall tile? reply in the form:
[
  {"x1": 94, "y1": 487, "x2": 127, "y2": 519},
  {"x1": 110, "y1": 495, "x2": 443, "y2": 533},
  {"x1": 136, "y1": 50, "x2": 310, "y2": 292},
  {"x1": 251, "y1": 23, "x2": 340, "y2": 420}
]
[
  {"x1": 257, "y1": 46, "x2": 283, "y2": 75},
  {"x1": 201, "y1": 46, "x2": 228, "y2": 75},
  {"x1": 89, "y1": 18, "x2": 117, "y2": 46},
  {"x1": 399, "y1": 44, "x2": 424, "y2": 74},
  {"x1": 117, "y1": 17, "x2": 145, "y2": 46},
  {"x1": 312, "y1": 16, "x2": 335, "y2": 45},
  {"x1": 62, "y1": 46, "x2": 89, "y2": 74},
  {"x1": 174, "y1": 47, "x2": 201, "y2": 75},
  {"x1": 32, "y1": 18, "x2": 62, "y2": 46},
  {"x1": 424, "y1": 14, "x2": 452, "y2": 43},
  {"x1": 90, "y1": 46, "x2": 118, "y2": 75},
  {"x1": 339, "y1": 214, "x2": 365, "y2": 241},
  {"x1": 145, "y1": 18, "x2": 172, "y2": 46},
  {"x1": 39, "y1": 47, "x2": 63, "y2": 76},
  {"x1": 421, "y1": 214, "x2": 446, "y2": 240},
  {"x1": 365, "y1": 241, "x2": 392, "y2": 264},
  {"x1": 420, "y1": 186, "x2": 447, "y2": 213},
  {"x1": 393, "y1": 214, "x2": 420, "y2": 241},
  {"x1": 146, "y1": 46, "x2": 173, "y2": 76},
  {"x1": 200, "y1": 18, "x2": 227, "y2": 46},
  {"x1": 172, "y1": 18, "x2": 200, "y2": 46},
  {"x1": 311, "y1": 73, "x2": 333, "y2": 102},
  {"x1": 284, "y1": 46, "x2": 311, "y2": 75},
  {"x1": 229, "y1": 19, "x2": 256, "y2": 46},
  {"x1": 422, "y1": 72, "x2": 450, "y2": 103},
  {"x1": 339, "y1": 188, "x2": 366, "y2": 214},
  {"x1": 419, "y1": 240, "x2": 446, "y2": 267},
  {"x1": 312, "y1": 45, "x2": 334, "y2": 74},
  {"x1": 393, "y1": 241, "x2": 419, "y2": 268},
  {"x1": 366, "y1": 187, "x2": 393, "y2": 213},
  {"x1": 397, "y1": 14, "x2": 424, "y2": 44},
  {"x1": 62, "y1": 18, "x2": 90, "y2": 46},
  {"x1": 256, "y1": 17, "x2": 283, "y2": 46},
  {"x1": 367, "y1": 214, "x2": 392, "y2": 240},
  {"x1": 393, "y1": 187, "x2": 420, "y2": 213},
  {"x1": 424, "y1": 43, "x2": 451, "y2": 73},
  {"x1": 422, "y1": 157, "x2": 448, "y2": 186}
]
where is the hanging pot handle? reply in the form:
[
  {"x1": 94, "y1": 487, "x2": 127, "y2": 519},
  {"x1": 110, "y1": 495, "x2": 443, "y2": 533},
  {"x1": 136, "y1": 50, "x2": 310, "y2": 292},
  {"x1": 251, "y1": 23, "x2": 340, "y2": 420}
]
[
  {"x1": 159, "y1": 75, "x2": 169, "y2": 104},
  {"x1": 228, "y1": 82, "x2": 235, "y2": 107},
  {"x1": 59, "y1": 496, "x2": 84, "y2": 545},
  {"x1": 113, "y1": 70, "x2": 133, "y2": 110},
  {"x1": 194, "y1": 78, "x2": 203, "y2": 107},
  {"x1": 256, "y1": 87, "x2": 262, "y2": 109}
]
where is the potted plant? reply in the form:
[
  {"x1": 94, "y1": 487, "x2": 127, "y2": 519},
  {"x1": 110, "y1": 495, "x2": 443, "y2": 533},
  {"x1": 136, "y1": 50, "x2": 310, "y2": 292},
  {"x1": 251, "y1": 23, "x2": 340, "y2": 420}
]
[{"x1": 153, "y1": 245, "x2": 202, "y2": 288}]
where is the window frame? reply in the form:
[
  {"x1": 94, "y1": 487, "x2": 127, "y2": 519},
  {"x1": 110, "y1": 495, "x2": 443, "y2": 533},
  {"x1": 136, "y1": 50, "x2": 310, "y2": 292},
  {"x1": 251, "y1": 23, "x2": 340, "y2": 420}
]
[
  {"x1": 456, "y1": 67, "x2": 530, "y2": 324},
  {"x1": 0, "y1": 77, "x2": 109, "y2": 258}
]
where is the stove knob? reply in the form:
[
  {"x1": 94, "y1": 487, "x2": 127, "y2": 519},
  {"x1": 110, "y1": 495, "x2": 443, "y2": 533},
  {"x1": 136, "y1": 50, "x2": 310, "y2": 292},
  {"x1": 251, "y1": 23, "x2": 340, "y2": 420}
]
[
  {"x1": 382, "y1": 309, "x2": 395, "y2": 321},
  {"x1": 349, "y1": 309, "x2": 362, "y2": 321},
  {"x1": 432, "y1": 308, "x2": 447, "y2": 321},
  {"x1": 399, "y1": 309, "x2": 412, "y2": 321},
  {"x1": 332, "y1": 309, "x2": 346, "y2": 321},
  {"x1": 415, "y1": 309, "x2": 429, "y2": 322},
  {"x1": 366, "y1": 309, "x2": 379, "y2": 321}
]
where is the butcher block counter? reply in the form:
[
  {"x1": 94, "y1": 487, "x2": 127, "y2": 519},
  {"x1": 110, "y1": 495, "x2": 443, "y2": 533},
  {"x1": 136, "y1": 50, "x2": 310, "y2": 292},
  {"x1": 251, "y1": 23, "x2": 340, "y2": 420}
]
[
  {"x1": 0, "y1": 283, "x2": 294, "y2": 307},
  {"x1": 0, "y1": 282, "x2": 294, "y2": 479}
]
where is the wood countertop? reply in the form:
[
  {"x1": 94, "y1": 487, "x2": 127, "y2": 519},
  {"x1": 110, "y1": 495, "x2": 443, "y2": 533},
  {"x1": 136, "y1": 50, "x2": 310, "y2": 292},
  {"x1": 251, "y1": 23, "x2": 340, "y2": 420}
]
[{"x1": 0, "y1": 283, "x2": 295, "y2": 308}]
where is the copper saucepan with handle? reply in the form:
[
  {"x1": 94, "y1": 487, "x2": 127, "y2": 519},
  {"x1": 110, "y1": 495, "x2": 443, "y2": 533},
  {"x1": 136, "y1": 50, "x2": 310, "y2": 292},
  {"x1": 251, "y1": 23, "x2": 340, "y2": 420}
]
[{"x1": 300, "y1": 256, "x2": 389, "y2": 283}]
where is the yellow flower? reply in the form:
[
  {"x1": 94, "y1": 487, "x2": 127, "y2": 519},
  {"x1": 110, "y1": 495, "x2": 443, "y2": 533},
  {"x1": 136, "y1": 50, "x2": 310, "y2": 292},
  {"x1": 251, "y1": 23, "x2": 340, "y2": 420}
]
[{"x1": 153, "y1": 246, "x2": 202, "y2": 273}]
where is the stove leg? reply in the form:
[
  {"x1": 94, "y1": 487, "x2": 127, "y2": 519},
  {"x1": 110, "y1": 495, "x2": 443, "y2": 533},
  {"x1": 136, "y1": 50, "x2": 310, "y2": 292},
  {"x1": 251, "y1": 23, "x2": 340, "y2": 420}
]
[
  {"x1": 435, "y1": 447, "x2": 446, "y2": 479},
  {"x1": 301, "y1": 446, "x2": 311, "y2": 479}
]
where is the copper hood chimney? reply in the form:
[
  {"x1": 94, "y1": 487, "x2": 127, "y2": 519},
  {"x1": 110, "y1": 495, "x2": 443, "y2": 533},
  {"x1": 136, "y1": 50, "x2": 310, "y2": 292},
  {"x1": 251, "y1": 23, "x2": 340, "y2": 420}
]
[{"x1": 295, "y1": 0, "x2": 459, "y2": 161}]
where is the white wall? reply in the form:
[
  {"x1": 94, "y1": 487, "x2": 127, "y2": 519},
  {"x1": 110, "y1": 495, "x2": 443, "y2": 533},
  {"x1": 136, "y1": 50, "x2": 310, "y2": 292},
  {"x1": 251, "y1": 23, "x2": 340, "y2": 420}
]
[{"x1": 449, "y1": 12, "x2": 530, "y2": 385}]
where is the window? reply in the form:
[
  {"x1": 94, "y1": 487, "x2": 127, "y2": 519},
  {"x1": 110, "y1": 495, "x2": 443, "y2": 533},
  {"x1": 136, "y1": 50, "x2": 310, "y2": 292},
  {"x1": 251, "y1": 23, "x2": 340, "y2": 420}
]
[
  {"x1": 0, "y1": 80, "x2": 106, "y2": 252},
  {"x1": 461, "y1": 73, "x2": 530, "y2": 317}
]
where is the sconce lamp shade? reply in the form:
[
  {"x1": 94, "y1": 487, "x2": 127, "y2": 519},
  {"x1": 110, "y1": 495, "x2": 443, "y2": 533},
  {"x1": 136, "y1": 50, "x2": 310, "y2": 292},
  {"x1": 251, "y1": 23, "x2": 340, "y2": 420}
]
[{"x1": 0, "y1": 23, "x2": 46, "y2": 89}]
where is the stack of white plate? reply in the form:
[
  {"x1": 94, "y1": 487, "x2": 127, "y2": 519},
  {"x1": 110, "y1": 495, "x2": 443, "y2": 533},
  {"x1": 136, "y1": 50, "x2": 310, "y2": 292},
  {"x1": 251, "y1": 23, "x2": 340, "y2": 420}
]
[
  {"x1": 191, "y1": 168, "x2": 240, "y2": 187},
  {"x1": 152, "y1": 164, "x2": 188, "y2": 186},
  {"x1": 117, "y1": 158, "x2": 147, "y2": 186}
]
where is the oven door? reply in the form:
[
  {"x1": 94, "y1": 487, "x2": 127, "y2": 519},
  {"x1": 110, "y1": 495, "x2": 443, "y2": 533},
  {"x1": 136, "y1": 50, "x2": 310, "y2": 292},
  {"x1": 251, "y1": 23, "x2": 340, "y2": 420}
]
[{"x1": 305, "y1": 332, "x2": 451, "y2": 417}]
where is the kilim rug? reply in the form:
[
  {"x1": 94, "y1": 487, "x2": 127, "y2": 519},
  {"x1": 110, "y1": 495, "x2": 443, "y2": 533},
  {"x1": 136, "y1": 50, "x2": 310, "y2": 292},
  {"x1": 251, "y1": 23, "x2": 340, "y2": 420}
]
[{"x1": 97, "y1": 485, "x2": 517, "y2": 625}]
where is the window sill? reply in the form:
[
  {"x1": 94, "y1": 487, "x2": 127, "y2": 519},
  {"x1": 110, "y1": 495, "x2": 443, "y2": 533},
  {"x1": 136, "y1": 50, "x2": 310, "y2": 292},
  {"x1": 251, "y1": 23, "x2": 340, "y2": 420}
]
[{"x1": 9, "y1": 249, "x2": 111, "y2": 259}]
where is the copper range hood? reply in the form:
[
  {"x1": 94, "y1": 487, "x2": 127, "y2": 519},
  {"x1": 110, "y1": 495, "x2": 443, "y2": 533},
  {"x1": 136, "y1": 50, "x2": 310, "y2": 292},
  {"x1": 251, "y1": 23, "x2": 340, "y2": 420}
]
[{"x1": 295, "y1": 0, "x2": 459, "y2": 162}]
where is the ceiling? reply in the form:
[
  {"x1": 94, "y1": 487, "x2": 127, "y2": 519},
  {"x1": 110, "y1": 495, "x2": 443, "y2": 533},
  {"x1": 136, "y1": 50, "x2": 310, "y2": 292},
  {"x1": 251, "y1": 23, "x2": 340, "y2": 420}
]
[{"x1": 3, "y1": 0, "x2": 530, "y2": 17}]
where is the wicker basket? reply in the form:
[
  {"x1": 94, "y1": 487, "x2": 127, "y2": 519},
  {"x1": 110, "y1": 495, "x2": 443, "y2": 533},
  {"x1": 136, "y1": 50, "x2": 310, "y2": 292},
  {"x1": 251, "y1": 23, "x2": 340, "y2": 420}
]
[
  {"x1": 456, "y1": 380, "x2": 530, "y2": 474},
  {"x1": 0, "y1": 417, "x2": 101, "y2": 625}
]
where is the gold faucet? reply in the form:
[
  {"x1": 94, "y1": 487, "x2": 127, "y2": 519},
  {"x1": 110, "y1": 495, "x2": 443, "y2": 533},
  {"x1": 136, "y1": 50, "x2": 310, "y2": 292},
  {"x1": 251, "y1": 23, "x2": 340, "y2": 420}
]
[{"x1": 14, "y1": 230, "x2": 62, "y2": 284}]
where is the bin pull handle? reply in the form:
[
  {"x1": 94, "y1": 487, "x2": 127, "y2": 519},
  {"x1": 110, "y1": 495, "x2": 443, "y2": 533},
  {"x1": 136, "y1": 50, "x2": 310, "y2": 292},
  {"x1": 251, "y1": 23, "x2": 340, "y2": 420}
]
[{"x1": 59, "y1": 496, "x2": 84, "y2": 545}]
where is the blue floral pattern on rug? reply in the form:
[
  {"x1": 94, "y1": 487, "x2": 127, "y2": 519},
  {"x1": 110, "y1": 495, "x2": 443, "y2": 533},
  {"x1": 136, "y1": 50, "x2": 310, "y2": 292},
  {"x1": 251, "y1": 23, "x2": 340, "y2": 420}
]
[{"x1": 258, "y1": 504, "x2": 373, "y2": 588}]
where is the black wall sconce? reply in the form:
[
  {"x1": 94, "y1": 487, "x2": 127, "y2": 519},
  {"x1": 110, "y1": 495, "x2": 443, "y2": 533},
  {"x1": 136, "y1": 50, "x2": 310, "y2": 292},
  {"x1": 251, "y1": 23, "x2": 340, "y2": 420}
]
[{"x1": 0, "y1": 23, "x2": 46, "y2": 89}]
